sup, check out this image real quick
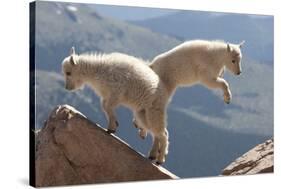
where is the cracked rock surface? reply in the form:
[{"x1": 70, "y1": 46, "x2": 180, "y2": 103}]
[
  {"x1": 35, "y1": 105, "x2": 178, "y2": 187},
  {"x1": 222, "y1": 139, "x2": 273, "y2": 175}
]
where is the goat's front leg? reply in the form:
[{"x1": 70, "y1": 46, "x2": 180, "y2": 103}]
[
  {"x1": 101, "y1": 99, "x2": 119, "y2": 134},
  {"x1": 201, "y1": 76, "x2": 232, "y2": 104}
]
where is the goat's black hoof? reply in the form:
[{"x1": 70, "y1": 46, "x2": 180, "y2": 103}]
[
  {"x1": 133, "y1": 121, "x2": 139, "y2": 128},
  {"x1": 134, "y1": 123, "x2": 139, "y2": 128},
  {"x1": 107, "y1": 129, "x2": 116, "y2": 134},
  {"x1": 155, "y1": 161, "x2": 162, "y2": 165}
]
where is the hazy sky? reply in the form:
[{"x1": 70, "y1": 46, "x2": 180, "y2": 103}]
[{"x1": 92, "y1": 4, "x2": 178, "y2": 21}]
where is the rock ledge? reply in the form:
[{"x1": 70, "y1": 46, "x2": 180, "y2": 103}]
[
  {"x1": 35, "y1": 105, "x2": 178, "y2": 187},
  {"x1": 222, "y1": 139, "x2": 273, "y2": 175}
]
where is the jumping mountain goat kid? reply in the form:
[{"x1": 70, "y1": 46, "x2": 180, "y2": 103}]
[
  {"x1": 62, "y1": 47, "x2": 170, "y2": 164},
  {"x1": 134, "y1": 40, "x2": 245, "y2": 139},
  {"x1": 150, "y1": 40, "x2": 245, "y2": 103}
]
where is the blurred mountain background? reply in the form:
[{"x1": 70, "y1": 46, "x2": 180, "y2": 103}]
[{"x1": 33, "y1": 1, "x2": 273, "y2": 178}]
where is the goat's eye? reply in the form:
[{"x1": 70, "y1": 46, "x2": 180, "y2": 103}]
[
  {"x1": 232, "y1": 60, "x2": 235, "y2": 64},
  {"x1": 66, "y1": 72, "x2": 71, "y2": 76}
]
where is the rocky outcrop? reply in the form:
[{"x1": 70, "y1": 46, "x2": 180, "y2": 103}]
[
  {"x1": 222, "y1": 139, "x2": 273, "y2": 175},
  {"x1": 35, "y1": 105, "x2": 178, "y2": 187}
]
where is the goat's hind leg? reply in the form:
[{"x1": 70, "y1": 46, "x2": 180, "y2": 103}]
[
  {"x1": 132, "y1": 118, "x2": 139, "y2": 128},
  {"x1": 146, "y1": 108, "x2": 169, "y2": 164},
  {"x1": 101, "y1": 98, "x2": 119, "y2": 134},
  {"x1": 156, "y1": 129, "x2": 169, "y2": 165},
  {"x1": 138, "y1": 128, "x2": 147, "y2": 140},
  {"x1": 149, "y1": 137, "x2": 159, "y2": 161},
  {"x1": 134, "y1": 109, "x2": 148, "y2": 139}
]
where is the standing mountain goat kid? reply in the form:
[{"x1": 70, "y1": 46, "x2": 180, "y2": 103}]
[
  {"x1": 62, "y1": 47, "x2": 170, "y2": 164},
  {"x1": 150, "y1": 40, "x2": 245, "y2": 104}
]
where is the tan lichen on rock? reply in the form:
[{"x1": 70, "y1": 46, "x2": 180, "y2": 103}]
[{"x1": 222, "y1": 139, "x2": 273, "y2": 175}]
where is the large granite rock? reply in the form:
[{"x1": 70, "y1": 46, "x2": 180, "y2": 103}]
[
  {"x1": 35, "y1": 105, "x2": 177, "y2": 187},
  {"x1": 222, "y1": 139, "x2": 273, "y2": 175}
]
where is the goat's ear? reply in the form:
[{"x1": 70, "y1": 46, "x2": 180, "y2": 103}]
[
  {"x1": 70, "y1": 55, "x2": 77, "y2": 65},
  {"x1": 239, "y1": 40, "x2": 245, "y2": 48},
  {"x1": 227, "y1": 43, "x2": 231, "y2": 52},
  {"x1": 70, "y1": 46, "x2": 76, "y2": 55}
]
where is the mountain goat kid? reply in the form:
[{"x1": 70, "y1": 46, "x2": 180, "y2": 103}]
[
  {"x1": 62, "y1": 47, "x2": 170, "y2": 164},
  {"x1": 150, "y1": 40, "x2": 245, "y2": 104},
  {"x1": 134, "y1": 40, "x2": 245, "y2": 139}
]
